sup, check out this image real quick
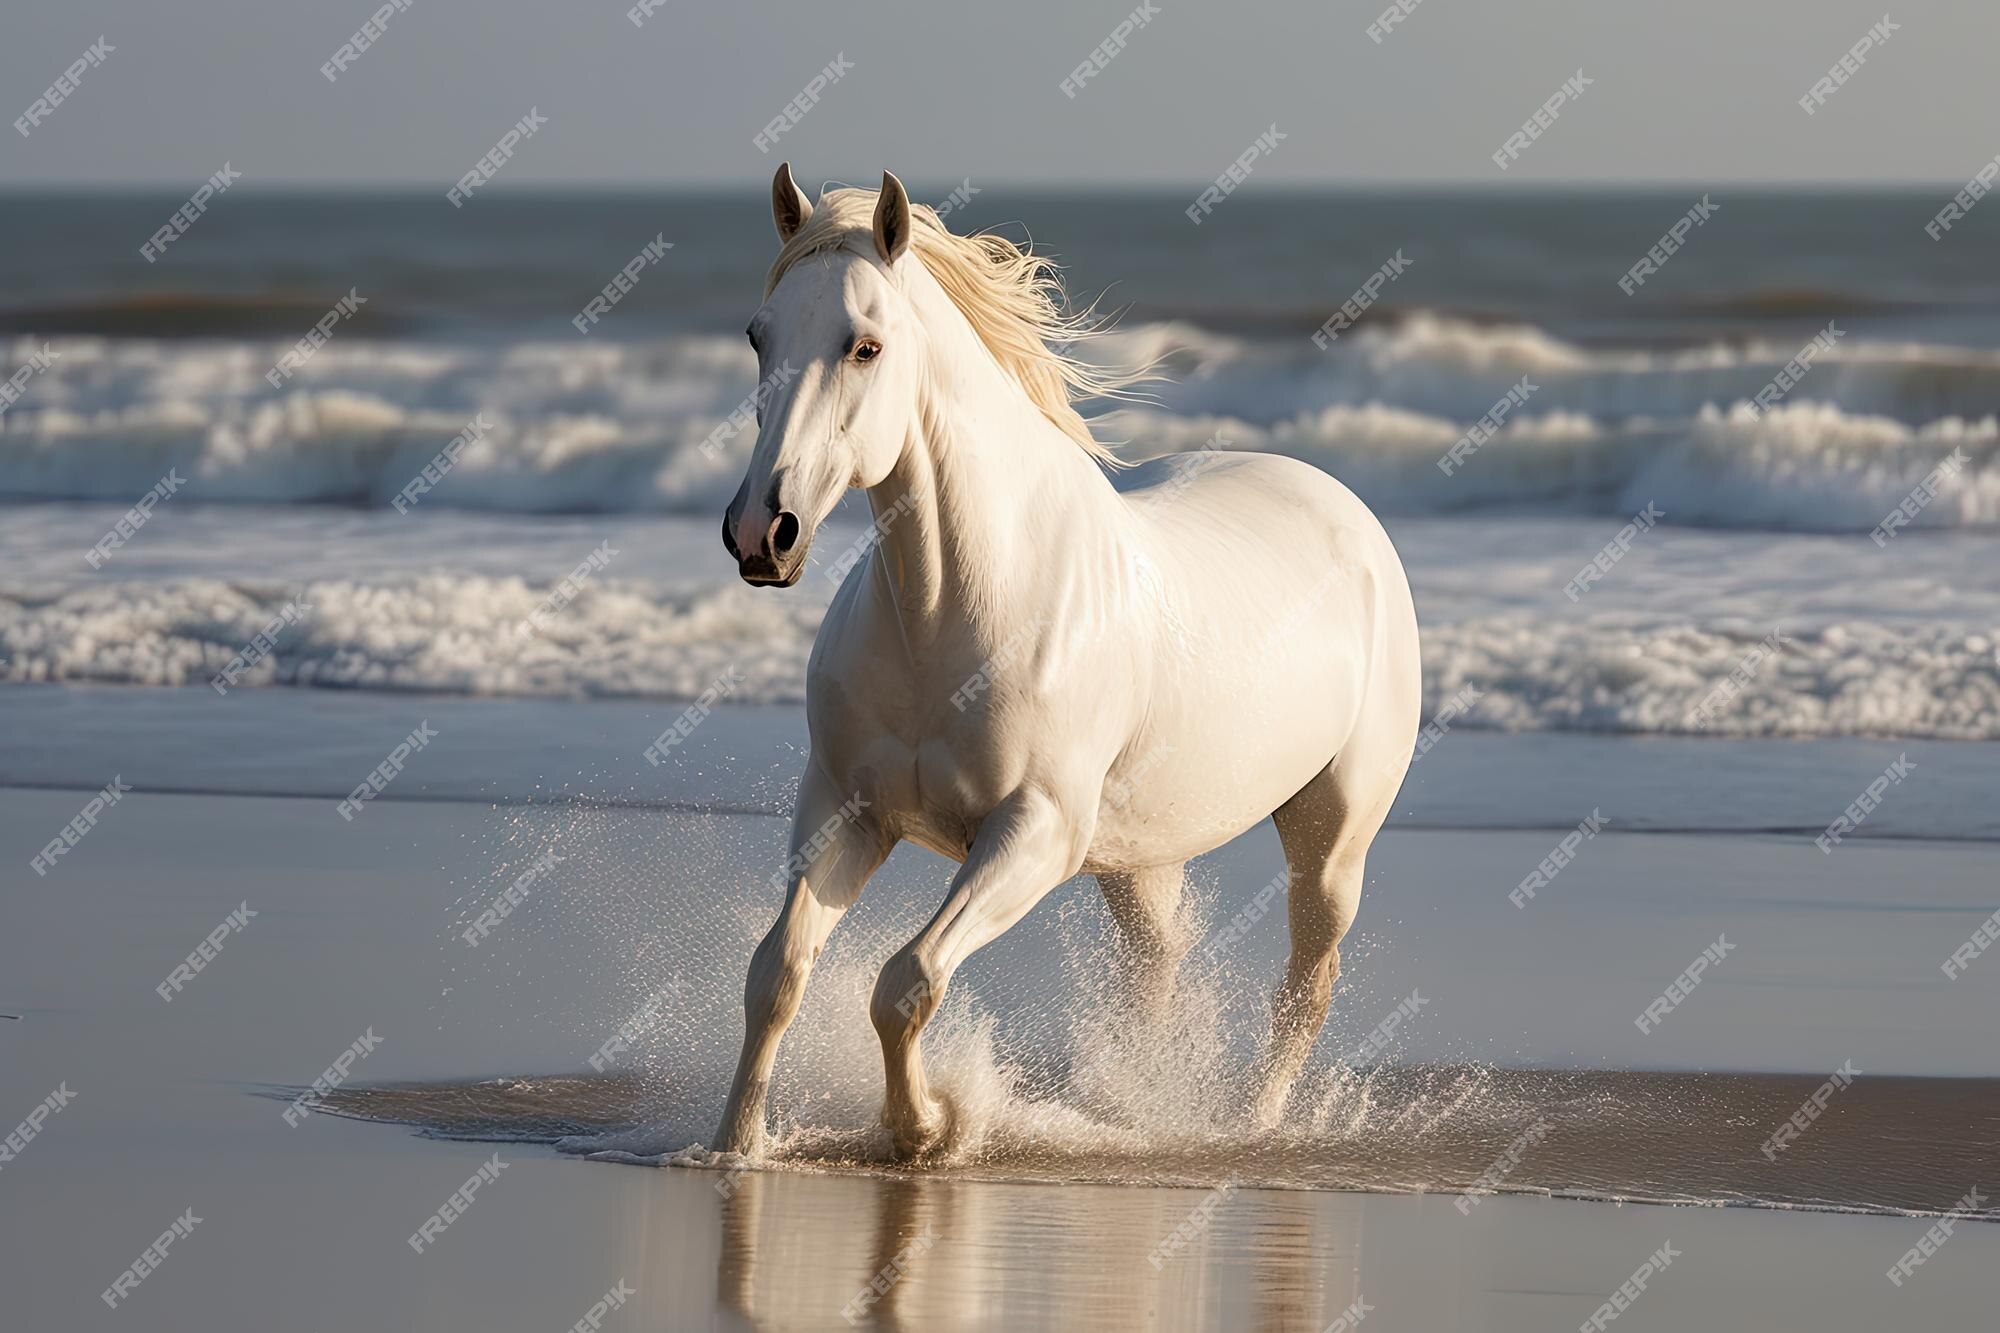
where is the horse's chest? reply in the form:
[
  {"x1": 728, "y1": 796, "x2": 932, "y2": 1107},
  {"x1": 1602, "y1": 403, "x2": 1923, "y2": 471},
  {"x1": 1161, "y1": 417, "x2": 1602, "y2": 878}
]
[
  {"x1": 808, "y1": 585, "x2": 1111, "y2": 855},
  {"x1": 810, "y1": 682, "x2": 1036, "y2": 861},
  {"x1": 912, "y1": 721, "x2": 1020, "y2": 812}
]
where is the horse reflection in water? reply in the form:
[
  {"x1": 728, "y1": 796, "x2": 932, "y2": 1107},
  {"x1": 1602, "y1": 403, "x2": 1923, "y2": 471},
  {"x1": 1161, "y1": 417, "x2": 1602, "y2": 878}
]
[{"x1": 712, "y1": 1165, "x2": 1365, "y2": 1331}]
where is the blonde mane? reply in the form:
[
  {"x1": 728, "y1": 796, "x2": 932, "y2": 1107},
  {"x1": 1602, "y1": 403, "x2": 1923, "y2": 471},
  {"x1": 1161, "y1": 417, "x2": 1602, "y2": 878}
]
[{"x1": 765, "y1": 187, "x2": 1145, "y2": 465}]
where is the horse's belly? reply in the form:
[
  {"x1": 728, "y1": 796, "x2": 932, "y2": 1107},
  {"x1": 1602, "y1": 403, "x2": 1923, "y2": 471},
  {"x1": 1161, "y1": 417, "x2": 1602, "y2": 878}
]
[{"x1": 1087, "y1": 636, "x2": 1360, "y2": 868}]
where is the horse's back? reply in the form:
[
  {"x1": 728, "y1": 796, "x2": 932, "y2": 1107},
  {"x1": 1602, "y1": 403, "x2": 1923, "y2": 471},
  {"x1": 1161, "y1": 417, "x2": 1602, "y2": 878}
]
[
  {"x1": 1118, "y1": 449, "x2": 1412, "y2": 614},
  {"x1": 1116, "y1": 450, "x2": 1390, "y2": 548}
]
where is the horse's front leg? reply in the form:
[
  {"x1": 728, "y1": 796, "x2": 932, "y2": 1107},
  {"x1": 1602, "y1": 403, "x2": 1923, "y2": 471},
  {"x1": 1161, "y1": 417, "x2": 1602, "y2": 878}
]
[
  {"x1": 869, "y1": 789, "x2": 1086, "y2": 1159},
  {"x1": 715, "y1": 766, "x2": 889, "y2": 1157}
]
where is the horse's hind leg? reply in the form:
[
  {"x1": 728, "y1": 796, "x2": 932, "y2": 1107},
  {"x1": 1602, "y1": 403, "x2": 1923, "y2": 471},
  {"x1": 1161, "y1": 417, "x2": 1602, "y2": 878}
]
[
  {"x1": 1095, "y1": 863, "x2": 1191, "y2": 1018},
  {"x1": 1250, "y1": 752, "x2": 1401, "y2": 1128}
]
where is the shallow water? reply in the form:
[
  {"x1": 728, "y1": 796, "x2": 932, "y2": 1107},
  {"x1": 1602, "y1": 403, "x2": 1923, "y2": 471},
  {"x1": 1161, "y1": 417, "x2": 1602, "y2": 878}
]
[{"x1": 304, "y1": 1065, "x2": 2000, "y2": 1221}]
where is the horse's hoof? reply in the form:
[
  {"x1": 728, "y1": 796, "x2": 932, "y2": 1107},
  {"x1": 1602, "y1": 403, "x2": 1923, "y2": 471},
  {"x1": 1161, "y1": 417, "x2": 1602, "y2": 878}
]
[
  {"x1": 889, "y1": 1120, "x2": 943, "y2": 1161},
  {"x1": 712, "y1": 1117, "x2": 768, "y2": 1161},
  {"x1": 726, "y1": 1133, "x2": 767, "y2": 1160},
  {"x1": 886, "y1": 1097, "x2": 949, "y2": 1161}
]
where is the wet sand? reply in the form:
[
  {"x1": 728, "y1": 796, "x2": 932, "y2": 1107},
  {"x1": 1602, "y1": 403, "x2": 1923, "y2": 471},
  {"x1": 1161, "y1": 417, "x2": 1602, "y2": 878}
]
[
  {"x1": 4, "y1": 696, "x2": 1997, "y2": 1328},
  {"x1": 4, "y1": 1080, "x2": 1995, "y2": 1330}
]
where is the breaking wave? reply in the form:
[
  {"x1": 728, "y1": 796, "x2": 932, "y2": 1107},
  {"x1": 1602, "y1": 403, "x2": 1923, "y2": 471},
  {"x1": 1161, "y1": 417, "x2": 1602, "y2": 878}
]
[
  {"x1": 6, "y1": 575, "x2": 1996, "y2": 737},
  {"x1": 4, "y1": 321, "x2": 1998, "y2": 530}
]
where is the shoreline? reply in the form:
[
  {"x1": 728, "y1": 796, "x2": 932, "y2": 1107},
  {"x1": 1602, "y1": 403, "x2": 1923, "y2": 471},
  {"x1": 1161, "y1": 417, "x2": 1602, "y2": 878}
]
[{"x1": 5, "y1": 684, "x2": 1997, "y2": 841}]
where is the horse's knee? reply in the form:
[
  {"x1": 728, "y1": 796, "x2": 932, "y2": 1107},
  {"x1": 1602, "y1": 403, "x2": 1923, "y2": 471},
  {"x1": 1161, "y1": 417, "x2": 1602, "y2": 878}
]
[
  {"x1": 1275, "y1": 936, "x2": 1342, "y2": 1026},
  {"x1": 1316, "y1": 941, "x2": 1343, "y2": 994},
  {"x1": 1290, "y1": 856, "x2": 1363, "y2": 946},
  {"x1": 870, "y1": 947, "x2": 942, "y2": 1048},
  {"x1": 1285, "y1": 952, "x2": 1335, "y2": 998},
  {"x1": 744, "y1": 927, "x2": 813, "y2": 1030}
]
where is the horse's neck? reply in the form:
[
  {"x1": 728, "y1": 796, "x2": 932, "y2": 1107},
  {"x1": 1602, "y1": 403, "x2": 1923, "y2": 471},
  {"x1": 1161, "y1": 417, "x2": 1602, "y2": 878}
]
[{"x1": 864, "y1": 286, "x2": 1114, "y2": 651}]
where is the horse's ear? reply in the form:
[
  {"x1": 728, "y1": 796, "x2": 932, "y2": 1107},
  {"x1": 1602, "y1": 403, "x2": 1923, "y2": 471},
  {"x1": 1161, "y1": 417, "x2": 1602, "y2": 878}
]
[
  {"x1": 874, "y1": 171, "x2": 912, "y2": 265},
  {"x1": 772, "y1": 163, "x2": 812, "y2": 243}
]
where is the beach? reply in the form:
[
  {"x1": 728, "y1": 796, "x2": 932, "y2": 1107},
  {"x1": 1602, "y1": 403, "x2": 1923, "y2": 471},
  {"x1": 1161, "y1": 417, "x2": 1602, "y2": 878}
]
[
  {"x1": 4, "y1": 188, "x2": 1998, "y2": 1328},
  {"x1": 4, "y1": 700, "x2": 1998, "y2": 1328}
]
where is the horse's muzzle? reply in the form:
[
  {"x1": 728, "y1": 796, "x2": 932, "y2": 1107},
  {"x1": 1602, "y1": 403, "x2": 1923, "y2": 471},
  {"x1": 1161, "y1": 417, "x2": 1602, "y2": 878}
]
[{"x1": 726, "y1": 508, "x2": 807, "y2": 587}]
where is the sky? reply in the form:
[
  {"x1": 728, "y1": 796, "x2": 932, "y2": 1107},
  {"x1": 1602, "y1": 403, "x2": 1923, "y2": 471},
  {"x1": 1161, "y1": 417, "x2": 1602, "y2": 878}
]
[{"x1": 2, "y1": 0, "x2": 1993, "y2": 189}]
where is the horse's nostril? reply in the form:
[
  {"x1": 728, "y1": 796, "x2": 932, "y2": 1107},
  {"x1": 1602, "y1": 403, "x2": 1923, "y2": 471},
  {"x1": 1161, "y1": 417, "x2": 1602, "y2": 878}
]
[{"x1": 771, "y1": 511, "x2": 802, "y2": 556}]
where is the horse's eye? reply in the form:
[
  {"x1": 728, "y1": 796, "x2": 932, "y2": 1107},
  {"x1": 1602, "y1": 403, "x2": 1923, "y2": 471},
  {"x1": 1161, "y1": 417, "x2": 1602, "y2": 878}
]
[{"x1": 852, "y1": 339, "x2": 882, "y2": 364}]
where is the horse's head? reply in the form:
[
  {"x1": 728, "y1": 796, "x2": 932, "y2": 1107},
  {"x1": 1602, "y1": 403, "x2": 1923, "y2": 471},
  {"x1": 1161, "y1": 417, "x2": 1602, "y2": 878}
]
[{"x1": 723, "y1": 164, "x2": 921, "y2": 587}]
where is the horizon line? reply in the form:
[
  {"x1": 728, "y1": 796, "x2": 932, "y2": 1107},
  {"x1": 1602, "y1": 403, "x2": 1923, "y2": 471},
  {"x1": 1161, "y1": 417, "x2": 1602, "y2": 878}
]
[{"x1": 0, "y1": 178, "x2": 1970, "y2": 196}]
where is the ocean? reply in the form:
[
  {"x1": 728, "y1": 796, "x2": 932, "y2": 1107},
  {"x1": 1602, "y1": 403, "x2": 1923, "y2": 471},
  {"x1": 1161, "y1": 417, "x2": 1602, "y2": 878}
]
[{"x1": 2, "y1": 188, "x2": 1996, "y2": 739}]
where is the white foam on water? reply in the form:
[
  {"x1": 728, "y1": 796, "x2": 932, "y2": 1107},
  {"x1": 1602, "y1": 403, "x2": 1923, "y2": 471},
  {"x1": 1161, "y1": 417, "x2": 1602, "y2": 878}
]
[
  {"x1": 1093, "y1": 312, "x2": 2000, "y2": 427},
  {"x1": 6, "y1": 573, "x2": 1994, "y2": 737},
  {"x1": 1108, "y1": 399, "x2": 1999, "y2": 529},
  {"x1": 7, "y1": 323, "x2": 2000, "y2": 523},
  {"x1": 6, "y1": 313, "x2": 1996, "y2": 736}
]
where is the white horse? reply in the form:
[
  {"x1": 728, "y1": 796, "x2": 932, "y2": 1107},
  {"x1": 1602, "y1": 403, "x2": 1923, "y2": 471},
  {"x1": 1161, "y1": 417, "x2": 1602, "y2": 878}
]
[{"x1": 715, "y1": 167, "x2": 1421, "y2": 1160}]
